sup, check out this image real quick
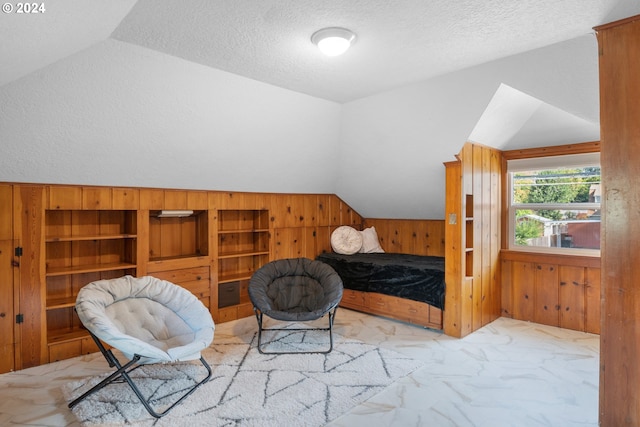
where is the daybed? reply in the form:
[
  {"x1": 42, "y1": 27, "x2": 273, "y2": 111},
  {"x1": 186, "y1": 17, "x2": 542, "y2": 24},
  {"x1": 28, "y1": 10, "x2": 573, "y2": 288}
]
[{"x1": 316, "y1": 226, "x2": 445, "y2": 330}]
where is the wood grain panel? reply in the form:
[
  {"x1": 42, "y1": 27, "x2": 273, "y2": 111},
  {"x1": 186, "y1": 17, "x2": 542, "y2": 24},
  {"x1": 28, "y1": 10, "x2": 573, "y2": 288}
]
[
  {"x1": 340, "y1": 290, "x2": 442, "y2": 330},
  {"x1": 315, "y1": 226, "x2": 332, "y2": 255},
  {"x1": 0, "y1": 239, "x2": 15, "y2": 373},
  {"x1": 14, "y1": 185, "x2": 46, "y2": 368},
  {"x1": 363, "y1": 218, "x2": 445, "y2": 257},
  {"x1": 82, "y1": 187, "x2": 112, "y2": 210},
  {"x1": 501, "y1": 253, "x2": 600, "y2": 333},
  {"x1": 112, "y1": 188, "x2": 139, "y2": 210},
  {"x1": 500, "y1": 259, "x2": 513, "y2": 318},
  {"x1": 139, "y1": 189, "x2": 164, "y2": 210},
  {"x1": 559, "y1": 265, "x2": 585, "y2": 331},
  {"x1": 0, "y1": 184, "x2": 12, "y2": 240},
  {"x1": 48, "y1": 186, "x2": 82, "y2": 210},
  {"x1": 273, "y1": 227, "x2": 304, "y2": 259},
  {"x1": 316, "y1": 195, "x2": 332, "y2": 226},
  {"x1": 596, "y1": 15, "x2": 640, "y2": 425},
  {"x1": 489, "y1": 148, "x2": 501, "y2": 322},
  {"x1": 502, "y1": 141, "x2": 600, "y2": 160},
  {"x1": 444, "y1": 160, "x2": 462, "y2": 337},
  {"x1": 511, "y1": 261, "x2": 534, "y2": 321},
  {"x1": 328, "y1": 195, "x2": 342, "y2": 226},
  {"x1": 471, "y1": 144, "x2": 483, "y2": 331},
  {"x1": 585, "y1": 267, "x2": 601, "y2": 334},
  {"x1": 186, "y1": 191, "x2": 208, "y2": 210},
  {"x1": 301, "y1": 227, "x2": 316, "y2": 259},
  {"x1": 270, "y1": 194, "x2": 301, "y2": 228},
  {"x1": 163, "y1": 190, "x2": 188, "y2": 210},
  {"x1": 302, "y1": 194, "x2": 318, "y2": 227},
  {"x1": 534, "y1": 263, "x2": 559, "y2": 326}
]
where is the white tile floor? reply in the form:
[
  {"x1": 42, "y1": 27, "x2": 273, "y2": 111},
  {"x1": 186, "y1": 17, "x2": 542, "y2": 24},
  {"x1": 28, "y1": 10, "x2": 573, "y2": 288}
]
[{"x1": 0, "y1": 309, "x2": 599, "y2": 426}]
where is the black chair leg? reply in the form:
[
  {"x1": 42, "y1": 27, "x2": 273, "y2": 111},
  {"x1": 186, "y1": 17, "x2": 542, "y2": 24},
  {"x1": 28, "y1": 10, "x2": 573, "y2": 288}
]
[
  {"x1": 253, "y1": 306, "x2": 339, "y2": 355},
  {"x1": 120, "y1": 356, "x2": 212, "y2": 418},
  {"x1": 68, "y1": 354, "x2": 142, "y2": 410},
  {"x1": 68, "y1": 332, "x2": 212, "y2": 418}
]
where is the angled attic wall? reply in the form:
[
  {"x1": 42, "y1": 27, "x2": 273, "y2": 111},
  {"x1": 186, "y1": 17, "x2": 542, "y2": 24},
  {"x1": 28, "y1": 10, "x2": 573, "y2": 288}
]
[
  {"x1": 338, "y1": 34, "x2": 600, "y2": 220},
  {"x1": 1, "y1": 33, "x2": 600, "y2": 221},
  {"x1": 0, "y1": 39, "x2": 342, "y2": 194},
  {"x1": 468, "y1": 83, "x2": 600, "y2": 151}
]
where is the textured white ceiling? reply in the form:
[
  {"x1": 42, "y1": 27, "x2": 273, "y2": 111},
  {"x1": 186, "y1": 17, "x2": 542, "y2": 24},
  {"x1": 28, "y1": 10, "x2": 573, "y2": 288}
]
[
  {"x1": 2, "y1": 0, "x2": 637, "y2": 101},
  {"x1": 110, "y1": 0, "x2": 626, "y2": 102}
]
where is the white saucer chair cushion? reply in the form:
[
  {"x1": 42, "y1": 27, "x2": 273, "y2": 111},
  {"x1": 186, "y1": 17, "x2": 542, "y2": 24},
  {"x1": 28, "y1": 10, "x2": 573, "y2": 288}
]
[{"x1": 75, "y1": 275, "x2": 214, "y2": 364}]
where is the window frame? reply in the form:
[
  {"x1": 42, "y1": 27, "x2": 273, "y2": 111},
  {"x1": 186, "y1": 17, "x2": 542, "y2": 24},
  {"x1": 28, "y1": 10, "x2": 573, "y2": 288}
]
[{"x1": 506, "y1": 152, "x2": 601, "y2": 257}]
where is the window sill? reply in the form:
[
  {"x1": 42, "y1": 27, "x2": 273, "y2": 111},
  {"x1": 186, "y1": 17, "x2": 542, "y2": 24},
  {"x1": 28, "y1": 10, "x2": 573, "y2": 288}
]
[{"x1": 501, "y1": 248, "x2": 601, "y2": 268}]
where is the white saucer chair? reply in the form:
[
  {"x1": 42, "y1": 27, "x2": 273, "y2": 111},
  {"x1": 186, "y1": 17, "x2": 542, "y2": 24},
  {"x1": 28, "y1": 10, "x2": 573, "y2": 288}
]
[{"x1": 68, "y1": 275, "x2": 215, "y2": 418}]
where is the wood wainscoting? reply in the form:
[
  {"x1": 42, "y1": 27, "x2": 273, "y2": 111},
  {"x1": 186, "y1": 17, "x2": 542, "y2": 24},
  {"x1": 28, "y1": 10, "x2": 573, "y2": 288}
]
[
  {"x1": 500, "y1": 250, "x2": 600, "y2": 334},
  {"x1": 363, "y1": 218, "x2": 445, "y2": 257}
]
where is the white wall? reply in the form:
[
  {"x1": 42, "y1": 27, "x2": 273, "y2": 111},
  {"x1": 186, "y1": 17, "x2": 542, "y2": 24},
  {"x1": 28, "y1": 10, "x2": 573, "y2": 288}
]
[
  {"x1": 0, "y1": 39, "x2": 342, "y2": 193},
  {"x1": 0, "y1": 34, "x2": 604, "y2": 220},
  {"x1": 338, "y1": 35, "x2": 600, "y2": 219}
]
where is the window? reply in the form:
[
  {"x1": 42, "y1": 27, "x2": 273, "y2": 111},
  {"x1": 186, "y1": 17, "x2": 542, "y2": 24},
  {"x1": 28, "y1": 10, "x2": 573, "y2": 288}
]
[{"x1": 507, "y1": 153, "x2": 600, "y2": 255}]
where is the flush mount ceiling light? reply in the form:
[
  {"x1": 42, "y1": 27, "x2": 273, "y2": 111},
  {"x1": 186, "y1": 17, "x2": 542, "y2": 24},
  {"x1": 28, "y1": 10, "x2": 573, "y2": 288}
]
[{"x1": 311, "y1": 27, "x2": 356, "y2": 56}]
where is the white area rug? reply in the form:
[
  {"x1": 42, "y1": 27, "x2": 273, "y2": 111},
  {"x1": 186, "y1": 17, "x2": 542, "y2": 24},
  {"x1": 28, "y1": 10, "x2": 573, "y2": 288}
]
[{"x1": 62, "y1": 327, "x2": 423, "y2": 426}]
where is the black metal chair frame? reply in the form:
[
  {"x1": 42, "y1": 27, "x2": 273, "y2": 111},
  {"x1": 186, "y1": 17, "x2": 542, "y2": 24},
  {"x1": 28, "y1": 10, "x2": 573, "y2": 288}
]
[
  {"x1": 253, "y1": 303, "x2": 339, "y2": 355},
  {"x1": 68, "y1": 331, "x2": 212, "y2": 418}
]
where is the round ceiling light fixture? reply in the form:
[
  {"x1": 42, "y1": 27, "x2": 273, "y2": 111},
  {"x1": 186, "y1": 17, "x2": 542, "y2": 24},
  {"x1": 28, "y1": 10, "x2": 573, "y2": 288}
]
[{"x1": 311, "y1": 27, "x2": 356, "y2": 56}]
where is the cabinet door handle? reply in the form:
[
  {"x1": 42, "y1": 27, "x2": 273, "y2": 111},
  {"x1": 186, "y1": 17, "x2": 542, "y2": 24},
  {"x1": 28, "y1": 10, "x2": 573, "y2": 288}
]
[
  {"x1": 196, "y1": 276, "x2": 202, "y2": 280},
  {"x1": 0, "y1": 313, "x2": 5, "y2": 318}
]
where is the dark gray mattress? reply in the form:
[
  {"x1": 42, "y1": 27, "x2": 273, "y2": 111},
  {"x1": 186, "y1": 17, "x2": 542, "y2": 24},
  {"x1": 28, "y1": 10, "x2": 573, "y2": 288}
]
[{"x1": 316, "y1": 252, "x2": 445, "y2": 310}]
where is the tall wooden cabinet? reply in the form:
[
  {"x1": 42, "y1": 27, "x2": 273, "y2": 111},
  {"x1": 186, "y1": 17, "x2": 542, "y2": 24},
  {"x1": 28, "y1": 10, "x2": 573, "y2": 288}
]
[
  {"x1": 595, "y1": 15, "x2": 640, "y2": 426},
  {"x1": 444, "y1": 142, "x2": 502, "y2": 338}
]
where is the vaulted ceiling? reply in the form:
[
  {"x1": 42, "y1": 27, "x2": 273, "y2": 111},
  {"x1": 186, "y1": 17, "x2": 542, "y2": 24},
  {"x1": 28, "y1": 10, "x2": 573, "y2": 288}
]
[{"x1": 1, "y1": 0, "x2": 635, "y2": 102}]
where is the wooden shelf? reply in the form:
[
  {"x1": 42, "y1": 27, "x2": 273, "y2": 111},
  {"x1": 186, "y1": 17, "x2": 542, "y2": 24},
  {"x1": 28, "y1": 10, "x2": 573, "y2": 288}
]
[
  {"x1": 218, "y1": 249, "x2": 270, "y2": 259},
  {"x1": 216, "y1": 209, "x2": 269, "y2": 323},
  {"x1": 148, "y1": 254, "x2": 208, "y2": 263},
  {"x1": 218, "y1": 272, "x2": 253, "y2": 284},
  {"x1": 46, "y1": 262, "x2": 137, "y2": 277},
  {"x1": 46, "y1": 234, "x2": 136, "y2": 242},
  {"x1": 42, "y1": 208, "x2": 139, "y2": 363},
  {"x1": 47, "y1": 327, "x2": 89, "y2": 344},
  {"x1": 46, "y1": 296, "x2": 76, "y2": 310},
  {"x1": 146, "y1": 255, "x2": 211, "y2": 273}
]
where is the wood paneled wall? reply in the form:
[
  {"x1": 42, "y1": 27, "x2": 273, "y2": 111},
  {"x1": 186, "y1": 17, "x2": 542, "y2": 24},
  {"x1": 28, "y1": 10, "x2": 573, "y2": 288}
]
[
  {"x1": 0, "y1": 184, "x2": 15, "y2": 373},
  {"x1": 5, "y1": 182, "x2": 450, "y2": 369},
  {"x1": 363, "y1": 218, "x2": 445, "y2": 257},
  {"x1": 596, "y1": 15, "x2": 640, "y2": 426},
  {"x1": 501, "y1": 251, "x2": 600, "y2": 334}
]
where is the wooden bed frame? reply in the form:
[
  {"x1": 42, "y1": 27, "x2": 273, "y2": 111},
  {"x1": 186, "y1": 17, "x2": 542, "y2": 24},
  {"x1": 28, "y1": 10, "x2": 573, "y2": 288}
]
[
  {"x1": 339, "y1": 288, "x2": 443, "y2": 330},
  {"x1": 328, "y1": 218, "x2": 446, "y2": 331}
]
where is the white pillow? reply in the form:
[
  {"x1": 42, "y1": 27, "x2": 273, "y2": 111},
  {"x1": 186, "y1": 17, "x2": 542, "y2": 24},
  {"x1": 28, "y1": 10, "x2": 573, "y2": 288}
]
[
  {"x1": 331, "y1": 226, "x2": 363, "y2": 255},
  {"x1": 359, "y1": 226, "x2": 385, "y2": 253}
]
